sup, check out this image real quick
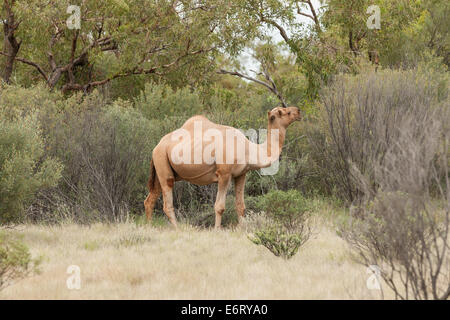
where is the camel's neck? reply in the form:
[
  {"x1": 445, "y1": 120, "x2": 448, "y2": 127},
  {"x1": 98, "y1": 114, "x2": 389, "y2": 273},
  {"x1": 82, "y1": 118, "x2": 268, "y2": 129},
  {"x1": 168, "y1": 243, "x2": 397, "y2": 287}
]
[{"x1": 254, "y1": 122, "x2": 286, "y2": 169}]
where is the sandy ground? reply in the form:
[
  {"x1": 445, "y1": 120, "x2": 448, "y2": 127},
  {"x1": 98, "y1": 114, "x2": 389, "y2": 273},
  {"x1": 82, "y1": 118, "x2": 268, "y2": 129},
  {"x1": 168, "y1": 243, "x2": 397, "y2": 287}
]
[{"x1": 0, "y1": 221, "x2": 389, "y2": 299}]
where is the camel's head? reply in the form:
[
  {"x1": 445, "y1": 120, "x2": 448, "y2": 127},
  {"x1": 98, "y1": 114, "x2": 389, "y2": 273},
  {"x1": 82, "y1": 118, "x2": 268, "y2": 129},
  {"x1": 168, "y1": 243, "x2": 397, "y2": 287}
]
[{"x1": 268, "y1": 106, "x2": 302, "y2": 128}]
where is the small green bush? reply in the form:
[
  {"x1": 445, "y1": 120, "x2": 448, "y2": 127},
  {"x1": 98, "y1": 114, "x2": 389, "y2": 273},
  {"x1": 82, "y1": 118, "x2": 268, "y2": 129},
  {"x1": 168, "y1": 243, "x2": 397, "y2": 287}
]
[
  {"x1": 249, "y1": 190, "x2": 312, "y2": 259},
  {"x1": 0, "y1": 114, "x2": 62, "y2": 223},
  {"x1": 251, "y1": 227, "x2": 307, "y2": 259},
  {"x1": 256, "y1": 189, "x2": 311, "y2": 230},
  {"x1": 0, "y1": 233, "x2": 41, "y2": 290}
]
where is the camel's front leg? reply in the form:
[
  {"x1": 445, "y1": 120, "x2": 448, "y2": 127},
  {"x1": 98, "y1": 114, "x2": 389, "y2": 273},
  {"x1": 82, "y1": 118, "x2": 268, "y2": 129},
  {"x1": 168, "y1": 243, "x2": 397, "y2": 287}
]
[
  {"x1": 214, "y1": 172, "x2": 231, "y2": 229},
  {"x1": 234, "y1": 173, "x2": 246, "y2": 226}
]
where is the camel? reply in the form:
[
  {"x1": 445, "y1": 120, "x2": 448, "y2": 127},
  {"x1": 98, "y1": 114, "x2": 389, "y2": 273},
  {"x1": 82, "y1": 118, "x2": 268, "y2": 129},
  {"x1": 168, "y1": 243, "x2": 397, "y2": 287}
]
[{"x1": 144, "y1": 106, "x2": 302, "y2": 228}]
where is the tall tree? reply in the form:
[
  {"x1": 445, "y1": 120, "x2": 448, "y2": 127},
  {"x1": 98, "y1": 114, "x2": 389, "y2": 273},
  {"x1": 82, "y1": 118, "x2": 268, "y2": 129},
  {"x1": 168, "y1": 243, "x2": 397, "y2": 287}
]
[{"x1": 1, "y1": 0, "x2": 254, "y2": 92}]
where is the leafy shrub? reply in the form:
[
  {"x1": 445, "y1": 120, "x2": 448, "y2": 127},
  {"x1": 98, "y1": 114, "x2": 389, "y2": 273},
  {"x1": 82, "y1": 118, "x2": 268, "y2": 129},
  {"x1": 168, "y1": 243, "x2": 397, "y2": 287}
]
[
  {"x1": 0, "y1": 114, "x2": 62, "y2": 223},
  {"x1": 134, "y1": 82, "x2": 203, "y2": 121},
  {"x1": 249, "y1": 190, "x2": 312, "y2": 259},
  {"x1": 0, "y1": 233, "x2": 41, "y2": 290},
  {"x1": 0, "y1": 83, "x2": 63, "y2": 120},
  {"x1": 251, "y1": 227, "x2": 306, "y2": 259}
]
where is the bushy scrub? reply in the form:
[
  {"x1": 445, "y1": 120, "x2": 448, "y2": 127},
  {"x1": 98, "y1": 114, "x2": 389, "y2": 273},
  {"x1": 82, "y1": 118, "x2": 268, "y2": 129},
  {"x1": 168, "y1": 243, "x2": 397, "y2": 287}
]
[
  {"x1": 134, "y1": 82, "x2": 203, "y2": 121},
  {"x1": 0, "y1": 83, "x2": 63, "y2": 120},
  {"x1": 0, "y1": 233, "x2": 41, "y2": 290},
  {"x1": 249, "y1": 190, "x2": 313, "y2": 259},
  {"x1": 307, "y1": 69, "x2": 448, "y2": 203},
  {"x1": 45, "y1": 101, "x2": 158, "y2": 222},
  {"x1": 0, "y1": 114, "x2": 62, "y2": 223},
  {"x1": 339, "y1": 104, "x2": 450, "y2": 300}
]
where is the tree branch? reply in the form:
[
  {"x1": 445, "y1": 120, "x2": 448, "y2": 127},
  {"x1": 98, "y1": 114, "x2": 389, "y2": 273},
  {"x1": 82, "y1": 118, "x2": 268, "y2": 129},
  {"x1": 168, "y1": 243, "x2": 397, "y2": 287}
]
[
  {"x1": 0, "y1": 51, "x2": 48, "y2": 82},
  {"x1": 218, "y1": 68, "x2": 287, "y2": 108},
  {"x1": 258, "y1": 14, "x2": 290, "y2": 44},
  {"x1": 296, "y1": 0, "x2": 322, "y2": 33}
]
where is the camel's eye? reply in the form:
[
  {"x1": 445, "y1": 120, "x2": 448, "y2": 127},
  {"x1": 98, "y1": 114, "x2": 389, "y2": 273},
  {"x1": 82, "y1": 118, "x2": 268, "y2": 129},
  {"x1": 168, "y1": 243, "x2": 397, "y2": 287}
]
[{"x1": 288, "y1": 112, "x2": 291, "y2": 115}]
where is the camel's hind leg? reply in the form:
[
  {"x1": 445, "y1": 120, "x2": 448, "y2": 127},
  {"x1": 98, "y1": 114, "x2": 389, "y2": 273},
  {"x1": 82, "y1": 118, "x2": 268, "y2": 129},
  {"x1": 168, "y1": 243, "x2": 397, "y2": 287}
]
[
  {"x1": 153, "y1": 155, "x2": 178, "y2": 228},
  {"x1": 144, "y1": 178, "x2": 161, "y2": 222},
  {"x1": 214, "y1": 171, "x2": 232, "y2": 229}
]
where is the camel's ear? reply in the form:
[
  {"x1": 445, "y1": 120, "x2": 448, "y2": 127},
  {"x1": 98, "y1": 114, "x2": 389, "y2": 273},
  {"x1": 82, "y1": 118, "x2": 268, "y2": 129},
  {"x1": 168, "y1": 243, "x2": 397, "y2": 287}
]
[{"x1": 278, "y1": 110, "x2": 282, "y2": 117}]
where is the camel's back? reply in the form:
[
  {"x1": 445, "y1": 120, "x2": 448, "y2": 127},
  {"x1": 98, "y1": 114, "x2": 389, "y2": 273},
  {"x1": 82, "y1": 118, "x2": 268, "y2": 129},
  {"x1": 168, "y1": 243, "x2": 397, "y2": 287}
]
[{"x1": 180, "y1": 115, "x2": 227, "y2": 132}]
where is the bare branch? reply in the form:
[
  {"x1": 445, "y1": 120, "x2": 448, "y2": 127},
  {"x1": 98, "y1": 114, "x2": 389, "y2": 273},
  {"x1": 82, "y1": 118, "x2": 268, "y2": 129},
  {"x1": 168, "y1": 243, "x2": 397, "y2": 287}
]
[
  {"x1": 0, "y1": 51, "x2": 48, "y2": 82},
  {"x1": 296, "y1": 0, "x2": 322, "y2": 33},
  {"x1": 218, "y1": 68, "x2": 287, "y2": 108},
  {"x1": 258, "y1": 14, "x2": 290, "y2": 44}
]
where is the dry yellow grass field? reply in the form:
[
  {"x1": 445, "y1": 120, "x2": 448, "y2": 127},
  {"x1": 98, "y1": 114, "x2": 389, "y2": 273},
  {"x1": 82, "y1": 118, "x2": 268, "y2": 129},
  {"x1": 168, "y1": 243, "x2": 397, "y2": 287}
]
[{"x1": 0, "y1": 217, "x2": 392, "y2": 300}]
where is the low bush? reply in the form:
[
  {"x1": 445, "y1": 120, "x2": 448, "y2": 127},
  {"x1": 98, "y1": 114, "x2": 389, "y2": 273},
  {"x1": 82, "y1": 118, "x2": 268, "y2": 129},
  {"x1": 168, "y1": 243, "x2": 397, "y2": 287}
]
[
  {"x1": 0, "y1": 233, "x2": 41, "y2": 290},
  {"x1": 249, "y1": 190, "x2": 313, "y2": 259},
  {"x1": 0, "y1": 113, "x2": 62, "y2": 223}
]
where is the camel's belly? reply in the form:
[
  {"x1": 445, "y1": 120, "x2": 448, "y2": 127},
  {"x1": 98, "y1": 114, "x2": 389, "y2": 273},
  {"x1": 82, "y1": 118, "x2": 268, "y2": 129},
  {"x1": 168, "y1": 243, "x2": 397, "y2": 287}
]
[{"x1": 171, "y1": 163, "x2": 219, "y2": 185}]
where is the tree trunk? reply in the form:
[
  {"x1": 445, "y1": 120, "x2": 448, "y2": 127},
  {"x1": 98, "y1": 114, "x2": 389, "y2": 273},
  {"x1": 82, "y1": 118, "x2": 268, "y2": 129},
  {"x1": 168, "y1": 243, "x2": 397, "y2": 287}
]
[{"x1": 1, "y1": 0, "x2": 21, "y2": 83}]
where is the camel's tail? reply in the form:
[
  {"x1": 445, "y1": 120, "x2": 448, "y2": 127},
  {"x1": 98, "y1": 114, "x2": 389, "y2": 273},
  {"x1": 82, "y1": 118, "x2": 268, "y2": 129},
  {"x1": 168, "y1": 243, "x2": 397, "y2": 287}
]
[{"x1": 147, "y1": 158, "x2": 157, "y2": 192}]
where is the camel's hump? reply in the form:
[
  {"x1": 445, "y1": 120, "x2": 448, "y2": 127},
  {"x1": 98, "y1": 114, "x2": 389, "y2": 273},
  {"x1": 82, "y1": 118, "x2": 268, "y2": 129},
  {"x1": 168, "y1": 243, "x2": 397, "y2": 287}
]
[{"x1": 181, "y1": 115, "x2": 217, "y2": 128}]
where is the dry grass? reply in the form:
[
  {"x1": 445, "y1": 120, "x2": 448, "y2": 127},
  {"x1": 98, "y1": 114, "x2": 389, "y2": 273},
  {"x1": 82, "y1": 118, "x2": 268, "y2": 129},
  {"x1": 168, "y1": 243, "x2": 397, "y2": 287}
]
[{"x1": 0, "y1": 219, "x2": 391, "y2": 300}]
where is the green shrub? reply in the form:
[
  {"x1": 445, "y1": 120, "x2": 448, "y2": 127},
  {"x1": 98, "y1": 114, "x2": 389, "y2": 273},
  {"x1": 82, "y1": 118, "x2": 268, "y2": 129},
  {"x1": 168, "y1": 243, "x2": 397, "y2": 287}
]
[
  {"x1": 249, "y1": 190, "x2": 312, "y2": 259},
  {"x1": 0, "y1": 83, "x2": 63, "y2": 120},
  {"x1": 134, "y1": 82, "x2": 203, "y2": 121},
  {"x1": 0, "y1": 82, "x2": 320, "y2": 224},
  {"x1": 0, "y1": 233, "x2": 41, "y2": 290},
  {"x1": 255, "y1": 189, "x2": 311, "y2": 230},
  {"x1": 251, "y1": 227, "x2": 306, "y2": 259},
  {"x1": 0, "y1": 114, "x2": 62, "y2": 223}
]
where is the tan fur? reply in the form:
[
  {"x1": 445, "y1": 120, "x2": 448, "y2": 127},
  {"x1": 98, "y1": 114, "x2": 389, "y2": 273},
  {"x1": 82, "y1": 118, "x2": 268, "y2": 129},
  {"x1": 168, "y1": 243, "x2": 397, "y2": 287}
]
[{"x1": 144, "y1": 106, "x2": 301, "y2": 228}]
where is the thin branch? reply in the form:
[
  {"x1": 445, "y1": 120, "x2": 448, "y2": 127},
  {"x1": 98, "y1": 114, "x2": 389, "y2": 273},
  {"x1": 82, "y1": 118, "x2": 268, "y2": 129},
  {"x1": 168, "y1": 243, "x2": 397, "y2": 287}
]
[
  {"x1": 218, "y1": 68, "x2": 287, "y2": 108},
  {"x1": 296, "y1": 0, "x2": 322, "y2": 33},
  {"x1": 258, "y1": 14, "x2": 290, "y2": 44},
  {"x1": 0, "y1": 51, "x2": 48, "y2": 82}
]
